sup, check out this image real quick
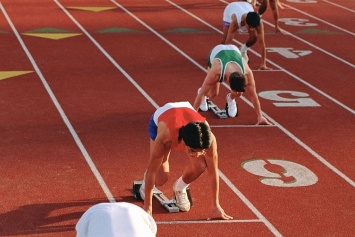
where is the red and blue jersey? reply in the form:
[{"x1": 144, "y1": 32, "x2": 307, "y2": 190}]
[{"x1": 152, "y1": 102, "x2": 206, "y2": 150}]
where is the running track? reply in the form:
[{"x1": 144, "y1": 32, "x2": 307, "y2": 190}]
[{"x1": 0, "y1": 0, "x2": 354, "y2": 236}]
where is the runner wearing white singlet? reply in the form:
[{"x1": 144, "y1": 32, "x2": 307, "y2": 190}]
[
  {"x1": 221, "y1": 2, "x2": 271, "y2": 70},
  {"x1": 223, "y1": 2, "x2": 254, "y2": 32},
  {"x1": 193, "y1": 44, "x2": 271, "y2": 125}
]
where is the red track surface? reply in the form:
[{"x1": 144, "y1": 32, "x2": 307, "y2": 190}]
[{"x1": 0, "y1": 0, "x2": 354, "y2": 236}]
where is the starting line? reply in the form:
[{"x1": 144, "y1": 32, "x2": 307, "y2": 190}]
[
  {"x1": 156, "y1": 219, "x2": 262, "y2": 224},
  {"x1": 210, "y1": 124, "x2": 277, "y2": 128}
]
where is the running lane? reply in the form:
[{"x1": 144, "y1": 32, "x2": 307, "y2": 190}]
[{"x1": 0, "y1": 2, "x2": 115, "y2": 236}]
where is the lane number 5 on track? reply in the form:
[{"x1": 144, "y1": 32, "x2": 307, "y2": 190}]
[{"x1": 258, "y1": 90, "x2": 320, "y2": 107}]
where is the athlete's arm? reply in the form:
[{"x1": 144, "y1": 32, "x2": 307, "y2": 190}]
[
  {"x1": 193, "y1": 64, "x2": 221, "y2": 111},
  {"x1": 256, "y1": 21, "x2": 271, "y2": 70},
  {"x1": 225, "y1": 14, "x2": 239, "y2": 44},
  {"x1": 143, "y1": 123, "x2": 171, "y2": 215},
  {"x1": 244, "y1": 62, "x2": 272, "y2": 125},
  {"x1": 204, "y1": 133, "x2": 233, "y2": 220}
]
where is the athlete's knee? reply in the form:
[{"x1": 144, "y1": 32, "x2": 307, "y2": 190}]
[{"x1": 194, "y1": 160, "x2": 207, "y2": 175}]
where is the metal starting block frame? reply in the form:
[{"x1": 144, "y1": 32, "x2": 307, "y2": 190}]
[
  {"x1": 207, "y1": 100, "x2": 228, "y2": 119},
  {"x1": 132, "y1": 180, "x2": 180, "y2": 213}
]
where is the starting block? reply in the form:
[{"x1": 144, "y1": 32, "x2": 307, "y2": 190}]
[
  {"x1": 207, "y1": 100, "x2": 228, "y2": 119},
  {"x1": 132, "y1": 180, "x2": 192, "y2": 213}
]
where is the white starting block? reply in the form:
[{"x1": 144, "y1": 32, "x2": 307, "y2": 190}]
[
  {"x1": 207, "y1": 100, "x2": 228, "y2": 119},
  {"x1": 132, "y1": 180, "x2": 184, "y2": 213}
]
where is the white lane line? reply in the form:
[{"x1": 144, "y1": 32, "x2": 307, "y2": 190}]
[
  {"x1": 284, "y1": 2, "x2": 355, "y2": 35},
  {"x1": 210, "y1": 124, "x2": 277, "y2": 128},
  {"x1": 219, "y1": 170, "x2": 283, "y2": 237},
  {"x1": 0, "y1": 2, "x2": 116, "y2": 203},
  {"x1": 323, "y1": 0, "x2": 355, "y2": 13},
  {"x1": 322, "y1": 0, "x2": 355, "y2": 12},
  {"x1": 157, "y1": 219, "x2": 262, "y2": 224}
]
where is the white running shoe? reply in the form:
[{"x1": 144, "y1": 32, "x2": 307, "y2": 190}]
[
  {"x1": 173, "y1": 182, "x2": 191, "y2": 212},
  {"x1": 198, "y1": 88, "x2": 209, "y2": 111},
  {"x1": 226, "y1": 93, "x2": 238, "y2": 117}
]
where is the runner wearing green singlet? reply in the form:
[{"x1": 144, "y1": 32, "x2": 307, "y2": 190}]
[
  {"x1": 207, "y1": 45, "x2": 245, "y2": 83},
  {"x1": 193, "y1": 44, "x2": 271, "y2": 125}
]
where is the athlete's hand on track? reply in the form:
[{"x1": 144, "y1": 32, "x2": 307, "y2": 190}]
[
  {"x1": 256, "y1": 116, "x2": 272, "y2": 125},
  {"x1": 207, "y1": 206, "x2": 233, "y2": 220}
]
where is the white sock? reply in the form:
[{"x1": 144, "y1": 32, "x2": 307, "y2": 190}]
[
  {"x1": 142, "y1": 170, "x2": 147, "y2": 188},
  {"x1": 174, "y1": 176, "x2": 189, "y2": 191},
  {"x1": 240, "y1": 44, "x2": 249, "y2": 55}
]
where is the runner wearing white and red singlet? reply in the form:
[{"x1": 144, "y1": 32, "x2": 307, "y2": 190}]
[{"x1": 140, "y1": 101, "x2": 232, "y2": 221}]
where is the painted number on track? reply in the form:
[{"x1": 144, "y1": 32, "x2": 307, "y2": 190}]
[
  {"x1": 267, "y1": 47, "x2": 312, "y2": 58},
  {"x1": 242, "y1": 159, "x2": 318, "y2": 187},
  {"x1": 258, "y1": 90, "x2": 320, "y2": 107},
  {"x1": 279, "y1": 18, "x2": 318, "y2": 27}
]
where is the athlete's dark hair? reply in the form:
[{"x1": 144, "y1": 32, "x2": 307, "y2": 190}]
[
  {"x1": 229, "y1": 71, "x2": 246, "y2": 92},
  {"x1": 246, "y1": 12, "x2": 260, "y2": 28},
  {"x1": 178, "y1": 122, "x2": 212, "y2": 149}
]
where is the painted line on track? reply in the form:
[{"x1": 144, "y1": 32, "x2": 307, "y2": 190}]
[
  {"x1": 218, "y1": 170, "x2": 282, "y2": 237},
  {"x1": 322, "y1": 0, "x2": 355, "y2": 12},
  {"x1": 0, "y1": 2, "x2": 116, "y2": 203},
  {"x1": 156, "y1": 219, "x2": 262, "y2": 224},
  {"x1": 210, "y1": 124, "x2": 277, "y2": 128},
  {"x1": 283, "y1": 2, "x2": 355, "y2": 35}
]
